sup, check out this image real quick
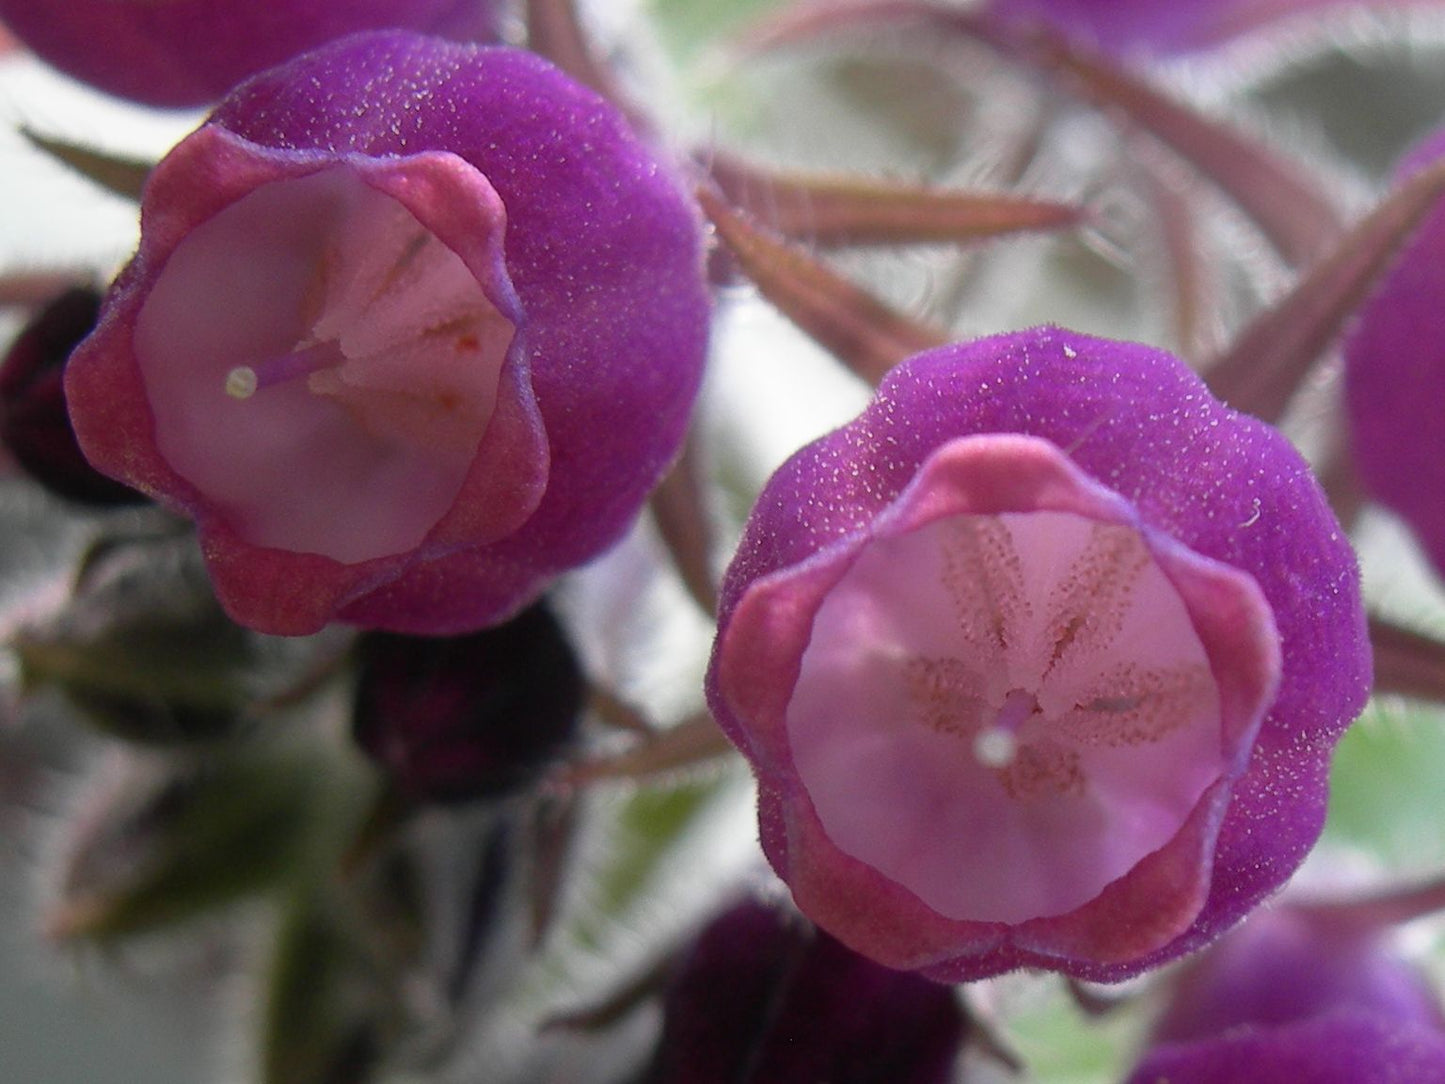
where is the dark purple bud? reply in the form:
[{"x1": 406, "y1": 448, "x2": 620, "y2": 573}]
[
  {"x1": 643, "y1": 896, "x2": 967, "y2": 1084},
  {"x1": 352, "y1": 602, "x2": 584, "y2": 804},
  {"x1": 0, "y1": 0, "x2": 503, "y2": 107},
  {"x1": 1127, "y1": 906, "x2": 1445, "y2": 1083},
  {"x1": 0, "y1": 287, "x2": 145, "y2": 506}
]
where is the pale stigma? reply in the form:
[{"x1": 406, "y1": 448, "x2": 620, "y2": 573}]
[{"x1": 225, "y1": 365, "x2": 258, "y2": 400}]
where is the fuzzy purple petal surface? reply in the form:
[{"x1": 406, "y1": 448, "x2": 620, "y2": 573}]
[
  {"x1": 66, "y1": 34, "x2": 710, "y2": 635},
  {"x1": 708, "y1": 327, "x2": 1369, "y2": 982},
  {"x1": 1131, "y1": 905, "x2": 1445, "y2": 1083},
  {"x1": 0, "y1": 1, "x2": 501, "y2": 107},
  {"x1": 984, "y1": 0, "x2": 1362, "y2": 58},
  {"x1": 1345, "y1": 127, "x2": 1445, "y2": 578},
  {"x1": 1128, "y1": 1011, "x2": 1445, "y2": 1084},
  {"x1": 1157, "y1": 909, "x2": 1444, "y2": 1043}
]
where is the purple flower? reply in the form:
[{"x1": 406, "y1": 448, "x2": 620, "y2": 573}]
[
  {"x1": 984, "y1": 0, "x2": 1355, "y2": 58},
  {"x1": 65, "y1": 33, "x2": 711, "y2": 636},
  {"x1": 706, "y1": 327, "x2": 1369, "y2": 982},
  {"x1": 0, "y1": 1, "x2": 501, "y2": 107},
  {"x1": 1127, "y1": 906, "x2": 1445, "y2": 1083},
  {"x1": 1345, "y1": 127, "x2": 1445, "y2": 577},
  {"x1": 642, "y1": 896, "x2": 967, "y2": 1084}
]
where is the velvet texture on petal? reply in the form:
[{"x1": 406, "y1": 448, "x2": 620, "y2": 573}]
[
  {"x1": 0, "y1": 0, "x2": 501, "y2": 107},
  {"x1": 984, "y1": 0, "x2": 1358, "y2": 58},
  {"x1": 1345, "y1": 127, "x2": 1445, "y2": 578},
  {"x1": 66, "y1": 34, "x2": 711, "y2": 636},
  {"x1": 1130, "y1": 1012, "x2": 1445, "y2": 1084},
  {"x1": 706, "y1": 327, "x2": 1369, "y2": 983},
  {"x1": 1128, "y1": 906, "x2": 1445, "y2": 1083}
]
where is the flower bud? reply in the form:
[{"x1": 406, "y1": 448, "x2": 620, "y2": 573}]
[
  {"x1": 0, "y1": 286, "x2": 145, "y2": 506},
  {"x1": 707, "y1": 327, "x2": 1369, "y2": 982},
  {"x1": 14, "y1": 531, "x2": 324, "y2": 745},
  {"x1": 642, "y1": 896, "x2": 967, "y2": 1084},
  {"x1": 352, "y1": 602, "x2": 584, "y2": 804},
  {"x1": 47, "y1": 749, "x2": 320, "y2": 942}
]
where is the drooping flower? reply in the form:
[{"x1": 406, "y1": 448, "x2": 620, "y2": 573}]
[
  {"x1": 352, "y1": 601, "x2": 584, "y2": 804},
  {"x1": 706, "y1": 327, "x2": 1369, "y2": 982},
  {"x1": 1127, "y1": 904, "x2": 1445, "y2": 1082},
  {"x1": 642, "y1": 895, "x2": 968, "y2": 1084},
  {"x1": 65, "y1": 32, "x2": 711, "y2": 636},
  {"x1": 0, "y1": 0, "x2": 501, "y2": 107},
  {"x1": 1345, "y1": 127, "x2": 1445, "y2": 578}
]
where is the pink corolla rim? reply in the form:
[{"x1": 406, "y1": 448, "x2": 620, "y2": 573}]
[
  {"x1": 709, "y1": 327, "x2": 1369, "y2": 983},
  {"x1": 715, "y1": 433, "x2": 1280, "y2": 973}
]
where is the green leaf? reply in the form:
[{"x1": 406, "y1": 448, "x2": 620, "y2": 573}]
[
  {"x1": 49, "y1": 750, "x2": 323, "y2": 941},
  {"x1": 1322, "y1": 700, "x2": 1445, "y2": 869},
  {"x1": 20, "y1": 127, "x2": 152, "y2": 202}
]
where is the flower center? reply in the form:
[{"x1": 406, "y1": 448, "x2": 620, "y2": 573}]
[
  {"x1": 136, "y1": 167, "x2": 517, "y2": 563},
  {"x1": 786, "y1": 509, "x2": 1224, "y2": 924},
  {"x1": 972, "y1": 688, "x2": 1039, "y2": 768}
]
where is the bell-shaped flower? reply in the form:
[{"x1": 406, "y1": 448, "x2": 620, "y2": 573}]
[
  {"x1": 1128, "y1": 904, "x2": 1445, "y2": 1082},
  {"x1": 706, "y1": 327, "x2": 1369, "y2": 982},
  {"x1": 0, "y1": 0, "x2": 501, "y2": 107},
  {"x1": 1345, "y1": 127, "x2": 1445, "y2": 578},
  {"x1": 65, "y1": 32, "x2": 711, "y2": 636}
]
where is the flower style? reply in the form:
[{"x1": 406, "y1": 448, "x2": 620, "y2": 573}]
[
  {"x1": 0, "y1": 0, "x2": 501, "y2": 107},
  {"x1": 1127, "y1": 905, "x2": 1445, "y2": 1082},
  {"x1": 706, "y1": 327, "x2": 1369, "y2": 982},
  {"x1": 65, "y1": 32, "x2": 711, "y2": 636},
  {"x1": 1345, "y1": 127, "x2": 1445, "y2": 578}
]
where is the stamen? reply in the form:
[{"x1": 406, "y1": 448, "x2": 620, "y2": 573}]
[{"x1": 222, "y1": 340, "x2": 344, "y2": 401}]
